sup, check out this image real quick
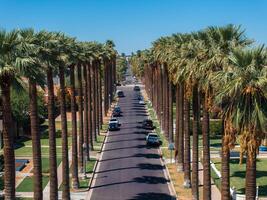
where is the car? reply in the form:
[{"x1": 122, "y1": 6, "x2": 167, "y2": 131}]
[
  {"x1": 142, "y1": 119, "x2": 154, "y2": 130},
  {"x1": 133, "y1": 85, "x2": 140, "y2": 91},
  {"x1": 137, "y1": 95, "x2": 143, "y2": 101},
  {"x1": 108, "y1": 121, "x2": 120, "y2": 131},
  {"x1": 114, "y1": 105, "x2": 122, "y2": 113},
  {"x1": 112, "y1": 110, "x2": 121, "y2": 117},
  {"x1": 117, "y1": 90, "x2": 125, "y2": 97},
  {"x1": 146, "y1": 133, "x2": 162, "y2": 146},
  {"x1": 109, "y1": 117, "x2": 121, "y2": 126},
  {"x1": 139, "y1": 100, "x2": 145, "y2": 105},
  {"x1": 116, "y1": 82, "x2": 122, "y2": 86}
]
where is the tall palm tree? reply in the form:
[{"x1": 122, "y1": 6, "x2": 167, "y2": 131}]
[
  {"x1": 35, "y1": 30, "x2": 59, "y2": 199},
  {"x1": 0, "y1": 29, "x2": 20, "y2": 199},
  {"x1": 214, "y1": 47, "x2": 267, "y2": 200}
]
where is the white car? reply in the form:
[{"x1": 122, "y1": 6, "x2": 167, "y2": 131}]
[
  {"x1": 109, "y1": 117, "x2": 120, "y2": 126},
  {"x1": 139, "y1": 100, "x2": 145, "y2": 105}
]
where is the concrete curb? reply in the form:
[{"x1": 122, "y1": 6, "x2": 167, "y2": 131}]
[{"x1": 158, "y1": 147, "x2": 177, "y2": 200}]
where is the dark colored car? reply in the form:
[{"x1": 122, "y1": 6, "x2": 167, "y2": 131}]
[
  {"x1": 114, "y1": 106, "x2": 121, "y2": 113},
  {"x1": 142, "y1": 119, "x2": 154, "y2": 130},
  {"x1": 146, "y1": 133, "x2": 162, "y2": 146},
  {"x1": 137, "y1": 95, "x2": 143, "y2": 101},
  {"x1": 112, "y1": 110, "x2": 121, "y2": 117},
  {"x1": 108, "y1": 121, "x2": 119, "y2": 131},
  {"x1": 133, "y1": 85, "x2": 140, "y2": 91},
  {"x1": 117, "y1": 90, "x2": 125, "y2": 97},
  {"x1": 116, "y1": 82, "x2": 121, "y2": 86}
]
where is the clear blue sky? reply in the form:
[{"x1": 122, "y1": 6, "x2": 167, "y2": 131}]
[{"x1": 1, "y1": 0, "x2": 266, "y2": 54}]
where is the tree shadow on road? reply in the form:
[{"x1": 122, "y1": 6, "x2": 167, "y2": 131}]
[{"x1": 128, "y1": 192, "x2": 174, "y2": 200}]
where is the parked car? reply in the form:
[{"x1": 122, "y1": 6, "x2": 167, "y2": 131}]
[
  {"x1": 146, "y1": 133, "x2": 162, "y2": 146},
  {"x1": 139, "y1": 100, "x2": 145, "y2": 105},
  {"x1": 114, "y1": 105, "x2": 122, "y2": 113},
  {"x1": 137, "y1": 95, "x2": 143, "y2": 101},
  {"x1": 112, "y1": 110, "x2": 121, "y2": 117},
  {"x1": 133, "y1": 85, "x2": 140, "y2": 91},
  {"x1": 142, "y1": 119, "x2": 154, "y2": 130},
  {"x1": 116, "y1": 82, "x2": 121, "y2": 86},
  {"x1": 109, "y1": 117, "x2": 121, "y2": 126},
  {"x1": 117, "y1": 90, "x2": 125, "y2": 97},
  {"x1": 108, "y1": 121, "x2": 120, "y2": 131}
]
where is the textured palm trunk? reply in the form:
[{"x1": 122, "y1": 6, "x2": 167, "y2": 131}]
[
  {"x1": 202, "y1": 95, "x2": 211, "y2": 200},
  {"x1": 70, "y1": 65, "x2": 79, "y2": 189},
  {"x1": 175, "y1": 84, "x2": 179, "y2": 162},
  {"x1": 159, "y1": 67, "x2": 163, "y2": 129},
  {"x1": 29, "y1": 80, "x2": 43, "y2": 200},
  {"x1": 77, "y1": 64, "x2": 84, "y2": 172},
  {"x1": 245, "y1": 150, "x2": 257, "y2": 200},
  {"x1": 168, "y1": 81, "x2": 173, "y2": 143},
  {"x1": 103, "y1": 61, "x2": 108, "y2": 116},
  {"x1": 83, "y1": 64, "x2": 90, "y2": 161},
  {"x1": 1, "y1": 81, "x2": 15, "y2": 199},
  {"x1": 91, "y1": 62, "x2": 97, "y2": 141},
  {"x1": 59, "y1": 65, "x2": 70, "y2": 200},
  {"x1": 177, "y1": 83, "x2": 184, "y2": 171},
  {"x1": 192, "y1": 84, "x2": 199, "y2": 200},
  {"x1": 47, "y1": 67, "x2": 58, "y2": 199},
  {"x1": 95, "y1": 64, "x2": 100, "y2": 136},
  {"x1": 97, "y1": 62, "x2": 103, "y2": 128},
  {"x1": 166, "y1": 72, "x2": 170, "y2": 138},
  {"x1": 184, "y1": 96, "x2": 191, "y2": 188},
  {"x1": 221, "y1": 121, "x2": 230, "y2": 200},
  {"x1": 87, "y1": 63, "x2": 93, "y2": 151}
]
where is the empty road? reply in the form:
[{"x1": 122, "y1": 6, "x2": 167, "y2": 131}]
[{"x1": 88, "y1": 85, "x2": 174, "y2": 200}]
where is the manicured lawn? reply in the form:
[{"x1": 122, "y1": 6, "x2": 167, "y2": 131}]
[
  {"x1": 29, "y1": 157, "x2": 61, "y2": 173},
  {"x1": 94, "y1": 135, "x2": 105, "y2": 147},
  {"x1": 16, "y1": 176, "x2": 49, "y2": 192},
  {"x1": 211, "y1": 158, "x2": 267, "y2": 196},
  {"x1": 86, "y1": 158, "x2": 96, "y2": 173},
  {"x1": 23, "y1": 136, "x2": 72, "y2": 147},
  {"x1": 15, "y1": 146, "x2": 63, "y2": 157},
  {"x1": 79, "y1": 178, "x2": 90, "y2": 189}
]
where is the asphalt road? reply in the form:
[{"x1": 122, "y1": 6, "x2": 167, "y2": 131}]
[{"x1": 89, "y1": 85, "x2": 173, "y2": 200}]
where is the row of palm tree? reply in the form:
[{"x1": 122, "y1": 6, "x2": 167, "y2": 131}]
[
  {"x1": 0, "y1": 29, "x2": 116, "y2": 199},
  {"x1": 130, "y1": 24, "x2": 267, "y2": 200}
]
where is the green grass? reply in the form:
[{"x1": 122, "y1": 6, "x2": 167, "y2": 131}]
[
  {"x1": 16, "y1": 176, "x2": 49, "y2": 192},
  {"x1": 29, "y1": 157, "x2": 62, "y2": 173},
  {"x1": 23, "y1": 136, "x2": 72, "y2": 147},
  {"x1": 15, "y1": 146, "x2": 63, "y2": 157},
  {"x1": 79, "y1": 178, "x2": 90, "y2": 189},
  {"x1": 211, "y1": 158, "x2": 267, "y2": 196},
  {"x1": 94, "y1": 135, "x2": 105, "y2": 147},
  {"x1": 86, "y1": 158, "x2": 96, "y2": 173}
]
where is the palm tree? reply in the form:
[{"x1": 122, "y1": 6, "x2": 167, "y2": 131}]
[
  {"x1": 214, "y1": 47, "x2": 267, "y2": 200},
  {"x1": 77, "y1": 63, "x2": 84, "y2": 171},
  {"x1": 87, "y1": 62, "x2": 93, "y2": 150},
  {"x1": 0, "y1": 29, "x2": 19, "y2": 199},
  {"x1": 70, "y1": 64, "x2": 79, "y2": 189}
]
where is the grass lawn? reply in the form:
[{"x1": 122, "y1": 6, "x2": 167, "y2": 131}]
[
  {"x1": 79, "y1": 178, "x2": 90, "y2": 189},
  {"x1": 23, "y1": 136, "x2": 72, "y2": 147},
  {"x1": 94, "y1": 134, "x2": 105, "y2": 147},
  {"x1": 86, "y1": 158, "x2": 96, "y2": 173},
  {"x1": 211, "y1": 158, "x2": 267, "y2": 196},
  {"x1": 15, "y1": 146, "x2": 63, "y2": 157},
  {"x1": 16, "y1": 176, "x2": 49, "y2": 192},
  {"x1": 29, "y1": 157, "x2": 62, "y2": 173}
]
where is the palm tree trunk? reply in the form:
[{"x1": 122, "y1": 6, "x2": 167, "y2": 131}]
[
  {"x1": 168, "y1": 81, "x2": 173, "y2": 142},
  {"x1": 77, "y1": 64, "x2": 84, "y2": 172},
  {"x1": 0, "y1": 82, "x2": 15, "y2": 199},
  {"x1": 70, "y1": 65, "x2": 79, "y2": 189},
  {"x1": 202, "y1": 94, "x2": 211, "y2": 200},
  {"x1": 184, "y1": 95, "x2": 191, "y2": 188},
  {"x1": 177, "y1": 83, "x2": 184, "y2": 171},
  {"x1": 47, "y1": 67, "x2": 58, "y2": 199},
  {"x1": 95, "y1": 64, "x2": 100, "y2": 136},
  {"x1": 192, "y1": 84, "x2": 199, "y2": 200},
  {"x1": 29, "y1": 80, "x2": 42, "y2": 199},
  {"x1": 87, "y1": 63, "x2": 93, "y2": 151},
  {"x1": 98, "y1": 68, "x2": 103, "y2": 128},
  {"x1": 91, "y1": 62, "x2": 97, "y2": 141},
  {"x1": 59, "y1": 65, "x2": 70, "y2": 200},
  {"x1": 245, "y1": 150, "x2": 257, "y2": 200},
  {"x1": 83, "y1": 64, "x2": 90, "y2": 161},
  {"x1": 221, "y1": 120, "x2": 230, "y2": 200}
]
